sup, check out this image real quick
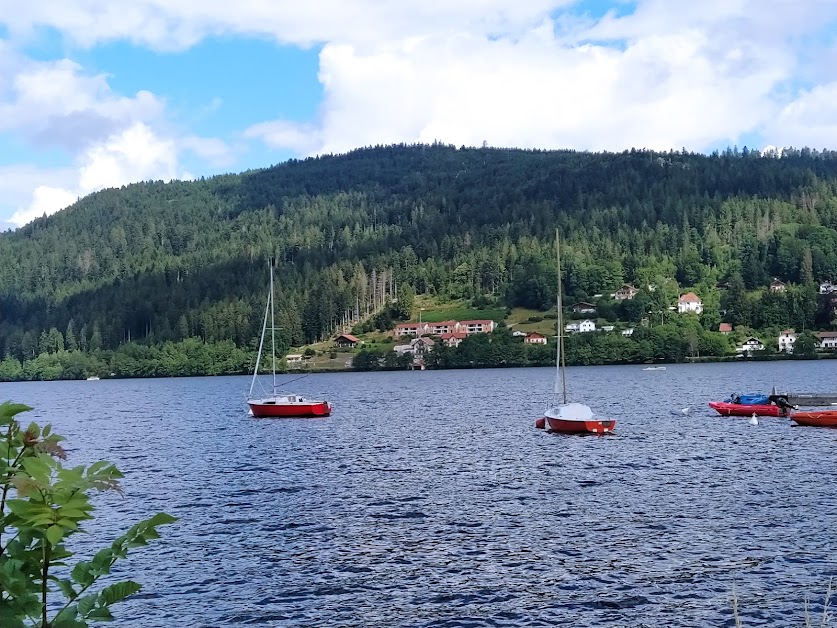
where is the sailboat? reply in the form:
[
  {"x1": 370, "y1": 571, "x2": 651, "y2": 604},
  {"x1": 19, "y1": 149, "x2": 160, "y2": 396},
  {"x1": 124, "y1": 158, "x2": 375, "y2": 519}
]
[
  {"x1": 247, "y1": 261, "x2": 332, "y2": 419},
  {"x1": 536, "y1": 231, "x2": 616, "y2": 435}
]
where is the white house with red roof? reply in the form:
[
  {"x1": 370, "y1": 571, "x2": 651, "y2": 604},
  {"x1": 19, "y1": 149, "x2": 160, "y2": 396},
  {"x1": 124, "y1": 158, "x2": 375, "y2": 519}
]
[
  {"x1": 814, "y1": 331, "x2": 837, "y2": 351},
  {"x1": 677, "y1": 292, "x2": 703, "y2": 314},
  {"x1": 778, "y1": 329, "x2": 796, "y2": 353},
  {"x1": 524, "y1": 332, "x2": 547, "y2": 344},
  {"x1": 440, "y1": 332, "x2": 467, "y2": 348}
]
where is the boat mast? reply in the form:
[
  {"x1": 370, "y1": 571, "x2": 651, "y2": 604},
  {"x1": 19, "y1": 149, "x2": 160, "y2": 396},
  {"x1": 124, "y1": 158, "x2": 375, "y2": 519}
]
[
  {"x1": 249, "y1": 275, "x2": 271, "y2": 399},
  {"x1": 556, "y1": 229, "x2": 567, "y2": 404},
  {"x1": 270, "y1": 258, "x2": 277, "y2": 394}
]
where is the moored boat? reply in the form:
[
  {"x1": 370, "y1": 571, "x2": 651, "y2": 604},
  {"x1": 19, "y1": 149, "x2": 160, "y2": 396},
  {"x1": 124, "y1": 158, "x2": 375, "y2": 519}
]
[
  {"x1": 790, "y1": 410, "x2": 837, "y2": 428},
  {"x1": 247, "y1": 261, "x2": 331, "y2": 419},
  {"x1": 708, "y1": 401, "x2": 782, "y2": 417},
  {"x1": 535, "y1": 231, "x2": 615, "y2": 435}
]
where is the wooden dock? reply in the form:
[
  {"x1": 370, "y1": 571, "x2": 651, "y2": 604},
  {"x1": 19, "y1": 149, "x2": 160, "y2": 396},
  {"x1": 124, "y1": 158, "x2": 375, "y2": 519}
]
[{"x1": 781, "y1": 392, "x2": 837, "y2": 406}]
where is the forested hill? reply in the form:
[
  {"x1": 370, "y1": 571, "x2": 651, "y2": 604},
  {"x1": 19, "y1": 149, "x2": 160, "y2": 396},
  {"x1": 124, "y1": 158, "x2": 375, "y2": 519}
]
[{"x1": 1, "y1": 143, "x2": 837, "y2": 366}]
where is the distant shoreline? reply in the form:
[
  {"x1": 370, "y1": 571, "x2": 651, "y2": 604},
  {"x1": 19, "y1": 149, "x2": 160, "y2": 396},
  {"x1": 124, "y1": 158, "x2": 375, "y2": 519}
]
[{"x1": 1, "y1": 351, "x2": 834, "y2": 384}]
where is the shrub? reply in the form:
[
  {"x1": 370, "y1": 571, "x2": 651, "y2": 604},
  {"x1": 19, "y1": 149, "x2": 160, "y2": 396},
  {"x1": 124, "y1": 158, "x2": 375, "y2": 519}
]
[{"x1": 0, "y1": 401, "x2": 175, "y2": 627}]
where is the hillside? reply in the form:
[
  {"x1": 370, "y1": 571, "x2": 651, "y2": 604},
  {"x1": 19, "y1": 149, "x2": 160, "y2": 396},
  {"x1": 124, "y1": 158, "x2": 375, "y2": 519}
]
[{"x1": 1, "y1": 143, "x2": 837, "y2": 378}]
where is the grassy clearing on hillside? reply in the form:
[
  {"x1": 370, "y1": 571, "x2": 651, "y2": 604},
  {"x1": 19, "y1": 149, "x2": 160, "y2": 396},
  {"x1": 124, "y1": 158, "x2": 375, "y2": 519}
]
[{"x1": 412, "y1": 297, "x2": 506, "y2": 323}]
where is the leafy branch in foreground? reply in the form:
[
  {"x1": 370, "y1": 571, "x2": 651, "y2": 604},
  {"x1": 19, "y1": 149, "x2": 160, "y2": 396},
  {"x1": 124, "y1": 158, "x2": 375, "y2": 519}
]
[{"x1": 0, "y1": 401, "x2": 176, "y2": 627}]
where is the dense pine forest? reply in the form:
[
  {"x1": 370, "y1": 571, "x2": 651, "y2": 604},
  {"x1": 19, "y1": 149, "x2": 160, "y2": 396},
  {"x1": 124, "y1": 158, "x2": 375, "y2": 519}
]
[{"x1": 1, "y1": 143, "x2": 837, "y2": 380}]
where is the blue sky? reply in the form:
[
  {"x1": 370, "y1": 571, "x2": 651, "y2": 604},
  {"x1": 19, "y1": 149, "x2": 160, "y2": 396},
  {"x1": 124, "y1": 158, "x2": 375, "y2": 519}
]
[{"x1": 1, "y1": 0, "x2": 837, "y2": 228}]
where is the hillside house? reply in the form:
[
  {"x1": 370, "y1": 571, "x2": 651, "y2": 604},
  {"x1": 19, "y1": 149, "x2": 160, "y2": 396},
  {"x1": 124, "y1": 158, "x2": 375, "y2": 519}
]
[
  {"x1": 770, "y1": 278, "x2": 786, "y2": 293},
  {"x1": 524, "y1": 332, "x2": 547, "y2": 344},
  {"x1": 815, "y1": 331, "x2": 837, "y2": 351},
  {"x1": 285, "y1": 354, "x2": 303, "y2": 367},
  {"x1": 394, "y1": 319, "x2": 496, "y2": 337},
  {"x1": 572, "y1": 302, "x2": 597, "y2": 314},
  {"x1": 736, "y1": 337, "x2": 765, "y2": 354},
  {"x1": 440, "y1": 332, "x2": 467, "y2": 348},
  {"x1": 718, "y1": 323, "x2": 732, "y2": 334},
  {"x1": 614, "y1": 284, "x2": 638, "y2": 301},
  {"x1": 778, "y1": 329, "x2": 797, "y2": 353},
  {"x1": 820, "y1": 281, "x2": 836, "y2": 294},
  {"x1": 621, "y1": 328, "x2": 635, "y2": 337},
  {"x1": 677, "y1": 292, "x2": 703, "y2": 314},
  {"x1": 566, "y1": 319, "x2": 596, "y2": 333},
  {"x1": 394, "y1": 336, "x2": 435, "y2": 357},
  {"x1": 334, "y1": 334, "x2": 361, "y2": 348}
]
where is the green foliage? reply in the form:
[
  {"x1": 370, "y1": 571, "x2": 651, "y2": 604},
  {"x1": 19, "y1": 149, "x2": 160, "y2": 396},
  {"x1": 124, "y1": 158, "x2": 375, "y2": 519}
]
[
  {"x1": 0, "y1": 402, "x2": 175, "y2": 627},
  {"x1": 1, "y1": 145, "x2": 837, "y2": 376}
]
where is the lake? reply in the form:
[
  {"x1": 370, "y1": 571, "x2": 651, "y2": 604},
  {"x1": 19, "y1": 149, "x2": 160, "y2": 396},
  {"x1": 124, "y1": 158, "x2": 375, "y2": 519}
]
[{"x1": 2, "y1": 361, "x2": 836, "y2": 627}]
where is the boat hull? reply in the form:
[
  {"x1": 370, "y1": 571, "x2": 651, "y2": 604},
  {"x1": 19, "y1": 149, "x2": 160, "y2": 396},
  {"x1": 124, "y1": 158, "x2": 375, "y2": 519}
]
[
  {"x1": 791, "y1": 410, "x2": 837, "y2": 428},
  {"x1": 544, "y1": 416, "x2": 615, "y2": 435},
  {"x1": 708, "y1": 401, "x2": 782, "y2": 417},
  {"x1": 248, "y1": 401, "x2": 332, "y2": 418}
]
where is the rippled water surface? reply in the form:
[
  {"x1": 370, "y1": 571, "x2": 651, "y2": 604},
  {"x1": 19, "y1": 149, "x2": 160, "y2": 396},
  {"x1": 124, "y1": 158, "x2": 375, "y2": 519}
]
[{"x1": 3, "y1": 361, "x2": 837, "y2": 627}]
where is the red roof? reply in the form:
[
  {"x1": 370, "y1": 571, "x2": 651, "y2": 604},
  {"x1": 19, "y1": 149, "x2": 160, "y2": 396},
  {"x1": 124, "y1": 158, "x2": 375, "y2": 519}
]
[
  {"x1": 335, "y1": 334, "x2": 360, "y2": 343},
  {"x1": 526, "y1": 332, "x2": 546, "y2": 339},
  {"x1": 679, "y1": 292, "x2": 701, "y2": 303},
  {"x1": 718, "y1": 323, "x2": 732, "y2": 332},
  {"x1": 780, "y1": 329, "x2": 796, "y2": 334}
]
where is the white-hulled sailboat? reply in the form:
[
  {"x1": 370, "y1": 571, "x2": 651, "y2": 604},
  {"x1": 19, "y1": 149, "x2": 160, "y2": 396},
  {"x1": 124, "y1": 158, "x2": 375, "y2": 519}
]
[{"x1": 535, "y1": 231, "x2": 615, "y2": 435}]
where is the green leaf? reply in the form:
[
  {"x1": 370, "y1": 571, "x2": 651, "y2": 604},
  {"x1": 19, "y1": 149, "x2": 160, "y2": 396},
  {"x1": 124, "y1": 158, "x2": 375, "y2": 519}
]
[
  {"x1": 86, "y1": 606, "x2": 114, "y2": 621},
  {"x1": 71, "y1": 562, "x2": 95, "y2": 587},
  {"x1": 46, "y1": 524, "x2": 64, "y2": 545},
  {"x1": 55, "y1": 577, "x2": 79, "y2": 600},
  {"x1": 25, "y1": 422, "x2": 40, "y2": 439},
  {"x1": 99, "y1": 580, "x2": 142, "y2": 606},
  {"x1": 21, "y1": 455, "x2": 53, "y2": 483},
  {"x1": 145, "y1": 512, "x2": 178, "y2": 527},
  {"x1": 76, "y1": 593, "x2": 98, "y2": 617},
  {"x1": 0, "y1": 402, "x2": 32, "y2": 420}
]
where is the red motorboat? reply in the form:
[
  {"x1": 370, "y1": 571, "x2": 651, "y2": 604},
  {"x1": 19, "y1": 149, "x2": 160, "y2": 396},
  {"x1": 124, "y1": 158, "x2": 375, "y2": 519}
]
[
  {"x1": 248, "y1": 396, "x2": 332, "y2": 418},
  {"x1": 791, "y1": 410, "x2": 837, "y2": 428},
  {"x1": 708, "y1": 401, "x2": 782, "y2": 417}
]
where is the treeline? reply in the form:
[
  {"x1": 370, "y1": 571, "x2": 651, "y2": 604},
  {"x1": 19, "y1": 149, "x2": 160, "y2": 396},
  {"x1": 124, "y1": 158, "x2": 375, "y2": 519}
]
[
  {"x1": 1, "y1": 144, "x2": 837, "y2": 374},
  {"x1": 0, "y1": 338, "x2": 253, "y2": 381}
]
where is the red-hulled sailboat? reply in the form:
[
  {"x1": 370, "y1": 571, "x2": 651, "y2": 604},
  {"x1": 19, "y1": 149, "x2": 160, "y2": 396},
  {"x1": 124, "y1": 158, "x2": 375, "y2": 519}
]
[
  {"x1": 535, "y1": 231, "x2": 616, "y2": 435},
  {"x1": 247, "y1": 262, "x2": 332, "y2": 419}
]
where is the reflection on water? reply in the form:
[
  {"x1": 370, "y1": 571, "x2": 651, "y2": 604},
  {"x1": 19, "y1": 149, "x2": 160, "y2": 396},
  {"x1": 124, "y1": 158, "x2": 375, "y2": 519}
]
[{"x1": 2, "y1": 361, "x2": 836, "y2": 627}]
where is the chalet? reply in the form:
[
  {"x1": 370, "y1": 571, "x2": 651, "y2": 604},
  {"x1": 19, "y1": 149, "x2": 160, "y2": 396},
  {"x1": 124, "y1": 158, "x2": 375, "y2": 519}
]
[
  {"x1": 736, "y1": 337, "x2": 765, "y2": 354},
  {"x1": 440, "y1": 332, "x2": 467, "y2": 348},
  {"x1": 778, "y1": 329, "x2": 797, "y2": 353},
  {"x1": 285, "y1": 354, "x2": 303, "y2": 367},
  {"x1": 566, "y1": 319, "x2": 596, "y2": 333},
  {"x1": 334, "y1": 334, "x2": 361, "y2": 348},
  {"x1": 718, "y1": 323, "x2": 732, "y2": 334},
  {"x1": 820, "y1": 281, "x2": 837, "y2": 294},
  {"x1": 770, "y1": 278, "x2": 786, "y2": 293},
  {"x1": 677, "y1": 292, "x2": 703, "y2": 314},
  {"x1": 614, "y1": 284, "x2": 638, "y2": 301},
  {"x1": 524, "y1": 332, "x2": 547, "y2": 345},
  {"x1": 571, "y1": 302, "x2": 597, "y2": 314},
  {"x1": 394, "y1": 336, "x2": 435, "y2": 356},
  {"x1": 815, "y1": 331, "x2": 837, "y2": 351}
]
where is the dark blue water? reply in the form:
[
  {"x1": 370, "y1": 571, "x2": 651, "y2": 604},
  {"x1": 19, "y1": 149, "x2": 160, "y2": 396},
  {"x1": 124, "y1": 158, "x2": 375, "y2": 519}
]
[{"x1": 2, "y1": 361, "x2": 836, "y2": 627}]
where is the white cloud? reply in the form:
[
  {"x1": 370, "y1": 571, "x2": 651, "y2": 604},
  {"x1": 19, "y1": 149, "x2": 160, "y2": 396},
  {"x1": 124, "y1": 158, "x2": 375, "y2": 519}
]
[
  {"x1": 9, "y1": 123, "x2": 180, "y2": 226},
  {"x1": 0, "y1": 55, "x2": 164, "y2": 151},
  {"x1": 0, "y1": 0, "x2": 568, "y2": 50},
  {"x1": 764, "y1": 82, "x2": 837, "y2": 151}
]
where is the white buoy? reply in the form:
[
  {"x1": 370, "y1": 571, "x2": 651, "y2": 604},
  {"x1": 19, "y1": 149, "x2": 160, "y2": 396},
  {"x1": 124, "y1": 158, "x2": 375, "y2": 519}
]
[
  {"x1": 681, "y1": 407, "x2": 691, "y2": 415},
  {"x1": 749, "y1": 413, "x2": 759, "y2": 426}
]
